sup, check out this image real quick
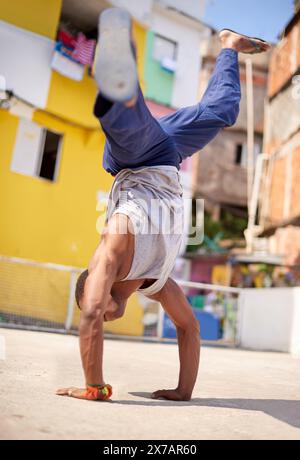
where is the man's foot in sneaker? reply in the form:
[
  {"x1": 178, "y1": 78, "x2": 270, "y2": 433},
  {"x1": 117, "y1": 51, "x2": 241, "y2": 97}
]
[
  {"x1": 94, "y1": 8, "x2": 138, "y2": 104},
  {"x1": 219, "y1": 29, "x2": 271, "y2": 54}
]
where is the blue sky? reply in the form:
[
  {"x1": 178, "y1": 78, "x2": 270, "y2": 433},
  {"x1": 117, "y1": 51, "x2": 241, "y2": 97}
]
[{"x1": 203, "y1": 0, "x2": 294, "y2": 43}]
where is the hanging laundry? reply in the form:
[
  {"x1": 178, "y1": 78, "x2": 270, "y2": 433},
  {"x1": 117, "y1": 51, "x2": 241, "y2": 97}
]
[
  {"x1": 54, "y1": 41, "x2": 78, "y2": 63},
  {"x1": 51, "y1": 42, "x2": 84, "y2": 81},
  {"x1": 72, "y1": 32, "x2": 96, "y2": 66},
  {"x1": 58, "y1": 29, "x2": 76, "y2": 49}
]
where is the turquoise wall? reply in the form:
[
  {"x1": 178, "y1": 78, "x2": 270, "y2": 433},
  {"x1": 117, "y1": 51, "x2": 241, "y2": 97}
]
[{"x1": 144, "y1": 31, "x2": 174, "y2": 106}]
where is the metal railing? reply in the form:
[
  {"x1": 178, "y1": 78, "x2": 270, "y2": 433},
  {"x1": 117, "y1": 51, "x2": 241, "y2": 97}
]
[
  {"x1": 0, "y1": 255, "x2": 242, "y2": 344},
  {"x1": 0, "y1": 255, "x2": 81, "y2": 333}
]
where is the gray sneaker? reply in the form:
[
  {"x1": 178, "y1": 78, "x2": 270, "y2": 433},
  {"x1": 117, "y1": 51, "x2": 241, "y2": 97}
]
[{"x1": 94, "y1": 8, "x2": 138, "y2": 103}]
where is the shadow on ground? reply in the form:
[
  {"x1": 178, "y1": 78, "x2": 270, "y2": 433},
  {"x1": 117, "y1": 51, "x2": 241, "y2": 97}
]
[{"x1": 111, "y1": 393, "x2": 300, "y2": 429}]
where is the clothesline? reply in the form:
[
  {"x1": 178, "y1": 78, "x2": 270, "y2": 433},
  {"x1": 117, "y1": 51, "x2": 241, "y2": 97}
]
[{"x1": 57, "y1": 29, "x2": 96, "y2": 66}]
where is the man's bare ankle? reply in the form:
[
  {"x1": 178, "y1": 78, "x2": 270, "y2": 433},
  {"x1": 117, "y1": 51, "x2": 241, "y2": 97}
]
[
  {"x1": 221, "y1": 41, "x2": 238, "y2": 51},
  {"x1": 125, "y1": 96, "x2": 137, "y2": 108},
  {"x1": 220, "y1": 32, "x2": 238, "y2": 51}
]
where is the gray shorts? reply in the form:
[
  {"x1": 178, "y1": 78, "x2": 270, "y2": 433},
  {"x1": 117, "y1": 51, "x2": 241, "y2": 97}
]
[{"x1": 106, "y1": 166, "x2": 184, "y2": 296}]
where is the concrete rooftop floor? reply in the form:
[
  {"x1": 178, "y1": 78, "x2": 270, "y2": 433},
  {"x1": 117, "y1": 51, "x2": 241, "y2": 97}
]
[{"x1": 0, "y1": 328, "x2": 300, "y2": 440}]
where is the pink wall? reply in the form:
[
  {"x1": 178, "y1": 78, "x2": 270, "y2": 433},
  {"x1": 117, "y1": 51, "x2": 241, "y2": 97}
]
[{"x1": 190, "y1": 255, "x2": 228, "y2": 284}]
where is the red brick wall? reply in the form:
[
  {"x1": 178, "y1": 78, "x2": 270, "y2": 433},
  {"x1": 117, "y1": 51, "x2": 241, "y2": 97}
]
[
  {"x1": 267, "y1": 143, "x2": 300, "y2": 225},
  {"x1": 268, "y1": 18, "x2": 300, "y2": 98},
  {"x1": 271, "y1": 226, "x2": 300, "y2": 265},
  {"x1": 291, "y1": 146, "x2": 300, "y2": 217},
  {"x1": 263, "y1": 15, "x2": 300, "y2": 229}
]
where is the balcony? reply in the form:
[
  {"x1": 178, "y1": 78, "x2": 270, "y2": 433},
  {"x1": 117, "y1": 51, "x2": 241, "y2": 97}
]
[
  {"x1": 61, "y1": 0, "x2": 111, "y2": 31},
  {"x1": 61, "y1": 0, "x2": 153, "y2": 31}
]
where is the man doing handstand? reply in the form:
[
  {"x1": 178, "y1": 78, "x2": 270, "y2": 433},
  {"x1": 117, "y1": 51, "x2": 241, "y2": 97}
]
[{"x1": 57, "y1": 8, "x2": 270, "y2": 402}]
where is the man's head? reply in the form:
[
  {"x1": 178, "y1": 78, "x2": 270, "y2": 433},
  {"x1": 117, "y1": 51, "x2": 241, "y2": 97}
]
[{"x1": 75, "y1": 270, "x2": 89, "y2": 309}]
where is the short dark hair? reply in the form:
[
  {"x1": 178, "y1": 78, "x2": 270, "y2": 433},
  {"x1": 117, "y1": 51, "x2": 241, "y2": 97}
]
[{"x1": 75, "y1": 269, "x2": 89, "y2": 309}]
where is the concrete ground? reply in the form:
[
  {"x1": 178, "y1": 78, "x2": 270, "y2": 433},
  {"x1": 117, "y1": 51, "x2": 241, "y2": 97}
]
[{"x1": 0, "y1": 328, "x2": 300, "y2": 440}]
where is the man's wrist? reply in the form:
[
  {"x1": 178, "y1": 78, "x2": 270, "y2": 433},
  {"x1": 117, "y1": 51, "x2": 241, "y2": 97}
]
[
  {"x1": 176, "y1": 387, "x2": 192, "y2": 401},
  {"x1": 87, "y1": 383, "x2": 106, "y2": 388},
  {"x1": 84, "y1": 383, "x2": 113, "y2": 401}
]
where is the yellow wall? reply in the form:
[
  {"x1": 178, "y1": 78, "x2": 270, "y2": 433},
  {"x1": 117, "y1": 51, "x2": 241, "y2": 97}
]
[
  {"x1": 133, "y1": 22, "x2": 147, "y2": 91},
  {"x1": 0, "y1": 17, "x2": 147, "y2": 265},
  {"x1": 0, "y1": 0, "x2": 62, "y2": 40},
  {"x1": 0, "y1": 109, "x2": 110, "y2": 268},
  {"x1": 0, "y1": 261, "x2": 144, "y2": 335},
  {"x1": 0, "y1": 8, "x2": 148, "y2": 336},
  {"x1": 46, "y1": 69, "x2": 99, "y2": 130},
  {"x1": 0, "y1": 261, "x2": 70, "y2": 324},
  {"x1": 0, "y1": 106, "x2": 145, "y2": 336}
]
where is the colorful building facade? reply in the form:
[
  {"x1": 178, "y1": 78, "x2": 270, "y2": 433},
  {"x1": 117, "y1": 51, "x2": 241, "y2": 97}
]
[
  {"x1": 258, "y1": 6, "x2": 300, "y2": 272},
  {"x1": 0, "y1": 0, "x2": 207, "y2": 336},
  {"x1": 0, "y1": 0, "x2": 148, "y2": 335}
]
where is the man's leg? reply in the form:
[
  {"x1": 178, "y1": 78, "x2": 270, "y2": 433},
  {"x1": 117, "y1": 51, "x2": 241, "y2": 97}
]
[
  {"x1": 93, "y1": 9, "x2": 179, "y2": 174},
  {"x1": 94, "y1": 82, "x2": 178, "y2": 174},
  {"x1": 159, "y1": 31, "x2": 270, "y2": 160},
  {"x1": 159, "y1": 49, "x2": 241, "y2": 159},
  {"x1": 93, "y1": 7, "x2": 159, "y2": 141},
  {"x1": 94, "y1": 93, "x2": 114, "y2": 118}
]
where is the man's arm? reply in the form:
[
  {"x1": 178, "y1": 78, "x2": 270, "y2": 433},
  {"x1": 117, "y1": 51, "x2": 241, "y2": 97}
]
[
  {"x1": 149, "y1": 278, "x2": 201, "y2": 401},
  {"x1": 56, "y1": 247, "x2": 119, "y2": 400},
  {"x1": 79, "y1": 253, "x2": 118, "y2": 385},
  {"x1": 56, "y1": 214, "x2": 134, "y2": 400}
]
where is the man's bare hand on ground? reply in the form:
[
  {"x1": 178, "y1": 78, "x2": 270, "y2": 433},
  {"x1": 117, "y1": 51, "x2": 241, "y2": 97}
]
[
  {"x1": 56, "y1": 387, "x2": 89, "y2": 399},
  {"x1": 56, "y1": 384, "x2": 112, "y2": 401},
  {"x1": 151, "y1": 388, "x2": 191, "y2": 401}
]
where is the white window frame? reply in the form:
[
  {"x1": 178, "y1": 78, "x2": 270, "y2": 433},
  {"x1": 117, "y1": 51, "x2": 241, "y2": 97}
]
[
  {"x1": 11, "y1": 118, "x2": 63, "y2": 182},
  {"x1": 238, "y1": 143, "x2": 261, "y2": 168},
  {"x1": 153, "y1": 33, "x2": 178, "y2": 63}
]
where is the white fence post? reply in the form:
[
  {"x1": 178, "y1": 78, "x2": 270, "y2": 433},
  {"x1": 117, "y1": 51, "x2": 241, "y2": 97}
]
[
  {"x1": 156, "y1": 304, "x2": 165, "y2": 340},
  {"x1": 65, "y1": 272, "x2": 78, "y2": 331}
]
